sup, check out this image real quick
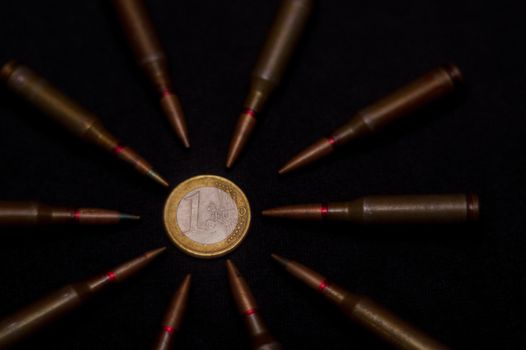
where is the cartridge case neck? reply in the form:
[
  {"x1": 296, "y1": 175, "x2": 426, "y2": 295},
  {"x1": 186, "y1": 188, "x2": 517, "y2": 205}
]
[
  {"x1": 243, "y1": 77, "x2": 276, "y2": 112},
  {"x1": 331, "y1": 116, "x2": 373, "y2": 146},
  {"x1": 141, "y1": 59, "x2": 172, "y2": 94}
]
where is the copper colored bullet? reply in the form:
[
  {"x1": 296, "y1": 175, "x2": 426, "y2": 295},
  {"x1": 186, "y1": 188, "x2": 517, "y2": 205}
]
[
  {"x1": 0, "y1": 61, "x2": 169, "y2": 187},
  {"x1": 272, "y1": 254, "x2": 450, "y2": 350},
  {"x1": 0, "y1": 247, "x2": 166, "y2": 348},
  {"x1": 226, "y1": 260, "x2": 282, "y2": 350},
  {"x1": 226, "y1": 0, "x2": 315, "y2": 168},
  {"x1": 0, "y1": 201, "x2": 140, "y2": 226},
  {"x1": 153, "y1": 274, "x2": 191, "y2": 350},
  {"x1": 279, "y1": 64, "x2": 463, "y2": 174},
  {"x1": 112, "y1": 0, "x2": 190, "y2": 148},
  {"x1": 263, "y1": 194, "x2": 479, "y2": 224}
]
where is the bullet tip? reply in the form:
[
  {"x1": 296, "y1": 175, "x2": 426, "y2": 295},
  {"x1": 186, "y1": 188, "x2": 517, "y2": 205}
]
[
  {"x1": 180, "y1": 274, "x2": 192, "y2": 289},
  {"x1": 277, "y1": 166, "x2": 288, "y2": 175},
  {"x1": 160, "y1": 92, "x2": 191, "y2": 150},
  {"x1": 226, "y1": 111, "x2": 257, "y2": 169},
  {"x1": 180, "y1": 135, "x2": 191, "y2": 149},
  {"x1": 120, "y1": 213, "x2": 141, "y2": 221},
  {"x1": 0, "y1": 60, "x2": 17, "y2": 80},
  {"x1": 271, "y1": 254, "x2": 289, "y2": 267},
  {"x1": 278, "y1": 162, "x2": 295, "y2": 175},
  {"x1": 261, "y1": 209, "x2": 274, "y2": 217},
  {"x1": 279, "y1": 138, "x2": 336, "y2": 175},
  {"x1": 146, "y1": 246, "x2": 167, "y2": 258},
  {"x1": 147, "y1": 169, "x2": 170, "y2": 187},
  {"x1": 225, "y1": 259, "x2": 240, "y2": 277}
]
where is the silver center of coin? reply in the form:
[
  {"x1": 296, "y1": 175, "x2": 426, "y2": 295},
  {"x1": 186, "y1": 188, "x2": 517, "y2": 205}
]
[{"x1": 176, "y1": 187, "x2": 239, "y2": 244}]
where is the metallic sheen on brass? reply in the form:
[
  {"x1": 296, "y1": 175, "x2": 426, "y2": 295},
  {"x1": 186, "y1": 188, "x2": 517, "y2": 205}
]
[
  {"x1": 0, "y1": 61, "x2": 169, "y2": 187},
  {"x1": 112, "y1": 0, "x2": 190, "y2": 148},
  {"x1": 272, "y1": 254, "x2": 450, "y2": 350},
  {"x1": 153, "y1": 274, "x2": 191, "y2": 350},
  {"x1": 226, "y1": 260, "x2": 282, "y2": 350},
  {"x1": 0, "y1": 201, "x2": 140, "y2": 226},
  {"x1": 279, "y1": 64, "x2": 463, "y2": 174},
  {"x1": 0, "y1": 247, "x2": 166, "y2": 348},
  {"x1": 263, "y1": 194, "x2": 479, "y2": 224},
  {"x1": 226, "y1": 0, "x2": 315, "y2": 168}
]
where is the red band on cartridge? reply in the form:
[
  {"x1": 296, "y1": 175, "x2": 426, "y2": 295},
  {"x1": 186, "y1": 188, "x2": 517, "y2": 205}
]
[
  {"x1": 320, "y1": 204, "x2": 329, "y2": 218},
  {"x1": 73, "y1": 210, "x2": 81, "y2": 221},
  {"x1": 319, "y1": 280, "x2": 328, "y2": 291},
  {"x1": 243, "y1": 108, "x2": 257, "y2": 119},
  {"x1": 163, "y1": 326, "x2": 174, "y2": 334},
  {"x1": 113, "y1": 144, "x2": 125, "y2": 155},
  {"x1": 106, "y1": 271, "x2": 117, "y2": 282},
  {"x1": 161, "y1": 88, "x2": 173, "y2": 97},
  {"x1": 245, "y1": 309, "x2": 257, "y2": 316}
]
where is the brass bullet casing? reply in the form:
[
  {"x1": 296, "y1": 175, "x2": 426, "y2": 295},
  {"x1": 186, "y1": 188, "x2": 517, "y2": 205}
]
[
  {"x1": 262, "y1": 194, "x2": 480, "y2": 224},
  {"x1": 0, "y1": 201, "x2": 140, "y2": 226},
  {"x1": 279, "y1": 64, "x2": 463, "y2": 174},
  {"x1": 226, "y1": 260, "x2": 282, "y2": 350},
  {"x1": 153, "y1": 274, "x2": 191, "y2": 350},
  {"x1": 0, "y1": 247, "x2": 166, "y2": 348},
  {"x1": 272, "y1": 255, "x2": 450, "y2": 350},
  {"x1": 112, "y1": 0, "x2": 190, "y2": 148},
  {"x1": 226, "y1": 0, "x2": 315, "y2": 168},
  {"x1": 0, "y1": 61, "x2": 169, "y2": 187}
]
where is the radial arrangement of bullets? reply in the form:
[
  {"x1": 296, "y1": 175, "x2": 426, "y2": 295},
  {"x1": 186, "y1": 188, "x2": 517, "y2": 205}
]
[
  {"x1": 263, "y1": 194, "x2": 480, "y2": 224},
  {"x1": 0, "y1": 201, "x2": 140, "y2": 226},
  {"x1": 0, "y1": 61, "x2": 169, "y2": 187},
  {"x1": 112, "y1": 0, "x2": 190, "y2": 148},
  {"x1": 226, "y1": 0, "x2": 315, "y2": 168},
  {"x1": 226, "y1": 260, "x2": 282, "y2": 350},
  {"x1": 0, "y1": 0, "x2": 483, "y2": 347},
  {"x1": 272, "y1": 254, "x2": 450, "y2": 350},
  {"x1": 153, "y1": 275, "x2": 191, "y2": 350},
  {"x1": 278, "y1": 64, "x2": 464, "y2": 174},
  {"x1": 0, "y1": 247, "x2": 165, "y2": 348}
]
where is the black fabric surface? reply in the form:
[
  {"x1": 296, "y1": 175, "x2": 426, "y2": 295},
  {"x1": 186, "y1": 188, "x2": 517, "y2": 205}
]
[{"x1": 0, "y1": 0, "x2": 524, "y2": 349}]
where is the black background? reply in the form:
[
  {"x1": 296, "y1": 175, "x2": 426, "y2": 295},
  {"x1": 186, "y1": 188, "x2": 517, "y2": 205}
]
[{"x1": 0, "y1": 0, "x2": 524, "y2": 349}]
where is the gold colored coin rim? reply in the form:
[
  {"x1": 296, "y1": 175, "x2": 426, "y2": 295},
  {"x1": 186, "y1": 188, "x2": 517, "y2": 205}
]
[{"x1": 163, "y1": 175, "x2": 251, "y2": 259}]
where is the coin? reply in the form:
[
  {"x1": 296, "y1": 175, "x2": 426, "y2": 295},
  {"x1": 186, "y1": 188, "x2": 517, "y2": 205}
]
[{"x1": 164, "y1": 175, "x2": 251, "y2": 258}]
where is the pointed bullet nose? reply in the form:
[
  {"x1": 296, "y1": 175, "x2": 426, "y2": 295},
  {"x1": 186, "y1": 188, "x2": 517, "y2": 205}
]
[
  {"x1": 271, "y1": 254, "x2": 289, "y2": 267},
  {"x1": 146, "y1": 246, "x2": 167, "y2": 259},
  {"x1": 278, "y1": 157, "x2": 304, "y2": 175},
  {"x1": 225, "y1": 154, "x2": 236, "y2": 169},
  {"x1": 177, "y1": 274, "x2": 192, "y2": 294},
  {"x1": 147, "y1": 170, "x2": 170, "y2": 187},
  {"x1": 262, "y1": 204, "x2": 323, "y2": 220},
  {"x1": 261, "y1": 209, "x2": 277, "y2": 217},
  {"x1": 160, "y1": 92, "x2": 191, "y2": 149},
  {"x1": 278, "y1": 138, "x2": 335, "y2": 175},
  {"x1": 226, "y1": 111, "x2": 257, "y2": 168},
  {"x1": 0, "y1": 60, "x2": 18, "y2": 80},
  {"x1": 225, "y1": 259, "x2": 240, "y2": 277},
  {"x1": 182, "y1": 273, "x2": 192, "y2": 286},
  {"x1": 119, "y1": 213, "x2": 141, "y2": 221},
  {"x1": 179, "y1": 131, "x2": 191, "y2": 149},
  {"x1": 278, "y1": 163, "x2": 294, "y2": 175}
]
